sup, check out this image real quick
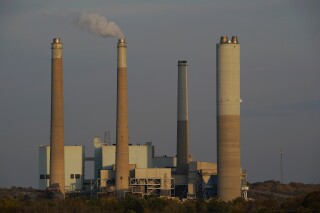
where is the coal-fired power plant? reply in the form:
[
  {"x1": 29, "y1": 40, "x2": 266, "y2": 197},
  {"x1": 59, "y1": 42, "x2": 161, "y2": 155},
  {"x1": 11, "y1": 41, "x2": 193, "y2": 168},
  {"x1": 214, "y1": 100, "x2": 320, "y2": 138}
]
[
  {"x1": 39, "y1": 35, "x2": 249, "y2": 200},
  {"x1": 115, "y1": 38, "x2": 130, "y2": 197},
  {"x1": 176, "y1": 61, "x2": 190, "y2": 175},
  {"x1": 217, "y1": 35, "x2": 241, "y2": 201},
  {"x1": 49, "y1": 38, "x2": 65, "y2": 195}
]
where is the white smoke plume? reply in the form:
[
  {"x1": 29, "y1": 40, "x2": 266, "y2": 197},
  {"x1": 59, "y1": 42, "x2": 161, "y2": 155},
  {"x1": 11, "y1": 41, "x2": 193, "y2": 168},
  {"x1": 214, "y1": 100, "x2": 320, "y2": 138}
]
[{"x1": 77, "y1": 13, "x2": 124, "y2": 38}]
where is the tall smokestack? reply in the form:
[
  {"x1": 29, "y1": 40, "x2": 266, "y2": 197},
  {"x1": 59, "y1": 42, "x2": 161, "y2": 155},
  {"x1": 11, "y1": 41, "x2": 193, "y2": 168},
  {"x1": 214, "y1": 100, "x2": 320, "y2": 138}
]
[
  {"x1": 50, "y1": 38, "x2": 65, "y2": 195},
  {"x1": 115, "y1": 38, "x2": 130, "y2": 197},
  {"x1": 176, "y1": 60, "x2": 190, "y2": 175},
  {"x1": 217, "y1": 35, "x2": 241, "y2": 201}
]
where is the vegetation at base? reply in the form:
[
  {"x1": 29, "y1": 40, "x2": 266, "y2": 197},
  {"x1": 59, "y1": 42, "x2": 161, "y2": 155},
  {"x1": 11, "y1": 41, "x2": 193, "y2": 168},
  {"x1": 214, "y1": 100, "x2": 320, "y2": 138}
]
[
  {"x1": 0, "y1": 193, "x2": 320, "y2": 213},
  {"x1": 0, "y1": 181, "x2": 320, "y2": 213},
  {"x1": 249, "y1": 180, "x2": 320, "y2": 197}
]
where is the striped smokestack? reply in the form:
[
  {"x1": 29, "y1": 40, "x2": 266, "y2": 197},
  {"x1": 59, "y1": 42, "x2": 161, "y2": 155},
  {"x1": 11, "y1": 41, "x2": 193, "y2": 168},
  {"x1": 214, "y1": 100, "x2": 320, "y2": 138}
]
[
  {"x1": 49, "y1": 38, "x2": 65, "y2": 195},
  {"x1": 176, "y1": 60, "x2": 190, "y2": 175},
  {"x1": 217, "y1": 35, "x2": 241, "y2": 201},
  {"x1": 115, "y1": 38, "x2": 130, "y2": 197}
]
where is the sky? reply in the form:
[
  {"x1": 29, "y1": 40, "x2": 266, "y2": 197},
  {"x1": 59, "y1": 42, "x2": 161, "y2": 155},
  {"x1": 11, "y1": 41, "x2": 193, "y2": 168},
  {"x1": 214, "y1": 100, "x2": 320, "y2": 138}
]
[{"x1": 0, "y1": 0, "x2": 319, "y2": 188}]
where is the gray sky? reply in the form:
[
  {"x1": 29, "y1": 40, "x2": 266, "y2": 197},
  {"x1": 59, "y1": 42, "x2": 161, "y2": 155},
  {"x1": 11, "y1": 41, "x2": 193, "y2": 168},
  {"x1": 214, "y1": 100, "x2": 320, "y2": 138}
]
[{"x1": 0, "y1": 0, "x2": 319, "y2": 188}]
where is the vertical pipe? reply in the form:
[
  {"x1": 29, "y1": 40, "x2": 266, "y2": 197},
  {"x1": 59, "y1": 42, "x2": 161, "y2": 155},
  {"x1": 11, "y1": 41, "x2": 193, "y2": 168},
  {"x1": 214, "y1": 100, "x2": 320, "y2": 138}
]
[
  {"x1": 217, "y1": 36, "x2": 241, "y2": 201},
  {"x1": 50, "y1": 38, "x2": 65, "y2": 195},
  {"x1": 115, "y1": 38, "x2": 130, "y2": 197},
  {"x1": 176, "y1": 61, "x2": 190, "y2": 175}
]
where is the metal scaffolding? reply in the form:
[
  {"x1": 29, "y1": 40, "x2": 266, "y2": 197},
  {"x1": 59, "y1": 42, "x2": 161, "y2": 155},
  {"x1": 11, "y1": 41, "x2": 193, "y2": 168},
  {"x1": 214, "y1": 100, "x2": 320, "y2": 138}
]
[{"x1": 130, "y1": 177, "x2": 175, "y2": 197}]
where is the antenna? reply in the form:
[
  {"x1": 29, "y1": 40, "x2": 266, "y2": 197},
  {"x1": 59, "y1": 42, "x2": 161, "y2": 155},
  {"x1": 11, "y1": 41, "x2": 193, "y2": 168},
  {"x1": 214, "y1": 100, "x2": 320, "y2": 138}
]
[
  {"x1": 280, "y1": 145, "x2": 284, "y2": 183},
  {"x1": 104, "y1": 131, "x2": 110, "y2": 145}
]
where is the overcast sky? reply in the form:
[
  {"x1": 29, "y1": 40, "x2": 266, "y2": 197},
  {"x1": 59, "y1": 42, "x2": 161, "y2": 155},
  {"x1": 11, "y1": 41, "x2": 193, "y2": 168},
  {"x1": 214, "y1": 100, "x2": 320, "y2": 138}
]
[{"x1": 0, "y1": 0, "x2": 319, "y2": 188}]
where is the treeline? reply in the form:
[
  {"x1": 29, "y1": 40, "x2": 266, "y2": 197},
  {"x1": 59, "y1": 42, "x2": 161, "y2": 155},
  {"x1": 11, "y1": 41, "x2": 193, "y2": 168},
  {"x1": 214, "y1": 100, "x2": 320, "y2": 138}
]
[
  {"x1": 249, "y1": 180, "x2": 320, "y2": 197},
  {"x1": 0, "y1": 191, "x2": 319, "y2": 213}
]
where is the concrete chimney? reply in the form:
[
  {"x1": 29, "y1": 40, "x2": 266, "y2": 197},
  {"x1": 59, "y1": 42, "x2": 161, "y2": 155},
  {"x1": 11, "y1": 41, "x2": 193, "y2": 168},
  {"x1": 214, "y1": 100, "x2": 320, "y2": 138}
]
[
  {"x1": 115, "y1": 38, "x2": 130, "y2": 197},
  {"x1": 49, "y1": 38, "x2": 65, "y2": 195},
  {"x1": 216, "y1": 36, "x2": 241, "y2": 201},
  {"x1": 176, "y1": 60, "x2": 190, "y2": 175}
]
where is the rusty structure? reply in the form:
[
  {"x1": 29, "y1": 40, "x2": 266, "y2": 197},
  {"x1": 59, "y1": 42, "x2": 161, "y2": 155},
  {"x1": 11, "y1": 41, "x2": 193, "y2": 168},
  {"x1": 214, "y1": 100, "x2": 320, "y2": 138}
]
[
  {"x1": 216, "y1": 35, "x2": 241, "y2": 201},
  {"x1": 49, "y1": 38, "x2": 65, "y2": 195},
  {"x1": 176, "y1": 61, "x2": 190, "y2": 175},
  {"x1": 115, "y1": 38, "x2": 130, "y2": 198}
]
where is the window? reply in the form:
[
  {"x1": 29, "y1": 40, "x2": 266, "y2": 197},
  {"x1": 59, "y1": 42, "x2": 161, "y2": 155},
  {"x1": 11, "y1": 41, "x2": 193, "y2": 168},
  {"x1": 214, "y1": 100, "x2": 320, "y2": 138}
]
[
  {"x1": 75, "y1": 174, "x2": 80, "y2": 179},
  {"x1": 46, "y1": 174, "x2": 50, "y2": 179},
  {"x1": 40, "y1": 174, "x2": 45, "y2": 179},
  {"x1": 70, "y1": 174, "x2": 74, "y2": 179}
]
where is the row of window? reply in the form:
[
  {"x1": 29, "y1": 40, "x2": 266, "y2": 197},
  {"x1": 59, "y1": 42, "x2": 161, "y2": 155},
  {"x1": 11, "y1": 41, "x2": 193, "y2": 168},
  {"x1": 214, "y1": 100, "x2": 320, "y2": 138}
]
[
  {"x1": 40, "y1": 174, "x2": 50, "y2": 179},
  {"x1": 70, "y1": 174, "x2": 81, "y2": 179},
  {"x1": 40, "y1": 174, "x2": 81, "y2": 179}
]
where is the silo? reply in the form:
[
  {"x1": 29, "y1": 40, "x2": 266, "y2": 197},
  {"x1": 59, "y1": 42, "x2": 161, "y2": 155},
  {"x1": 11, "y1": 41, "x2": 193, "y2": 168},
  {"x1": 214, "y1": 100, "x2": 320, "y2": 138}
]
[
  {"x1": 115, "y1": 38, "x2": 130, "y2": 197},
  {"x1": 49, "y1": 38, "x2": 65, "y2": 195},
  {"x1": 216, "y1": 36, "x2": 241, "y2": 201},
  {"x1": 176, "y1": 60, "x2": 190, "y2": 175}
]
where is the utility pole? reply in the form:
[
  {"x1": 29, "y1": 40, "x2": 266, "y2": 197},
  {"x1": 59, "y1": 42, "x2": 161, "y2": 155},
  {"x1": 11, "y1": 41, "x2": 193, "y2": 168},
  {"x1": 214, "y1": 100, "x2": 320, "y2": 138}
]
[{"x1": 280, "y1": 146, "x2": 284, "y2": 183}]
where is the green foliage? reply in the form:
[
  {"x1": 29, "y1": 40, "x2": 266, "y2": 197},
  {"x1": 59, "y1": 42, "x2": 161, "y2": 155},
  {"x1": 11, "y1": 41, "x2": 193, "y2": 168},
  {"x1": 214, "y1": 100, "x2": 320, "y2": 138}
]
[
  {"x1": 207, "y1": 197, "x2": 230, "y2": 212},
  {"x1": 100, "y1": 197, "x2": 122, "y2": 212},
  {"x1": 196, "y1": 200, "x2": 208, "y2": 213},
  {"x1": 121, "y1": 195, "x2": 145, "y2": 213},
  {"x1": 0, "y1": 197, "x2": 19, "y2": 212},
  {"x1": 302, "y1": 191, "x2": 320, "y2": 210},
  {"x1": 1, "y1": 190, "x2": 320, "y2": 212},
  {"x1": 229, "y1": 197, "x2": 250, "y2": 213}
]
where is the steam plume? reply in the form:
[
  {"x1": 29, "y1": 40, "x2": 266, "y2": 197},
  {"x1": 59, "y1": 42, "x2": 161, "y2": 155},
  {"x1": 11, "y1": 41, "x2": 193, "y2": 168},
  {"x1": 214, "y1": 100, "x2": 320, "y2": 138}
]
[{"x1": 77, "y1": 13, "x2": 124, "y2": 38}]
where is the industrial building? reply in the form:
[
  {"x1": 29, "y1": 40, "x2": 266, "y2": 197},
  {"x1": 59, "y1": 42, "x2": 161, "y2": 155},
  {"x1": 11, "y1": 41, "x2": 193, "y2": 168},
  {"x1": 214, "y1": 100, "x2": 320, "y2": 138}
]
[
  {"x1": 39, "y1": 139, "x2": 247, "y2": 198},
  {"x1": 40, "y1": 36, "x2": 249, "y2": 200},
  {"x1": 39, "y1": 145, "x2": 84, "y2": 191}
]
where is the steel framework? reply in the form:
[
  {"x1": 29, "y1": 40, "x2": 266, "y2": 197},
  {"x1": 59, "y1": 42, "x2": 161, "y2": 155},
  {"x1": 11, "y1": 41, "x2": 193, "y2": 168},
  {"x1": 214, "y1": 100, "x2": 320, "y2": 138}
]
[{"x1": 130, "y1": 178, "x2": 175, "y2": 197}]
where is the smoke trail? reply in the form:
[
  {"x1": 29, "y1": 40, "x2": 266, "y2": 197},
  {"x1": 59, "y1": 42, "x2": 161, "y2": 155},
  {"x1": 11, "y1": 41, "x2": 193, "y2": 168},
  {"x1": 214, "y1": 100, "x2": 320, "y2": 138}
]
[{"x1": 77, "y1": 13, "x2": 124, "y2": 38}]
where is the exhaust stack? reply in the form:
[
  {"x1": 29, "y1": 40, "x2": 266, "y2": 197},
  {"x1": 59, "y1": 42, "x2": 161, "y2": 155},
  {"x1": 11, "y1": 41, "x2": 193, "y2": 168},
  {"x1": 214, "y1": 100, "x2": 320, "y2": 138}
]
[
  {"x1": 115, "y1": 38, "x2": 130, "y2": 197},
  {"x1": 216, "y1": 35, "x2": 241, "y2": 201},
  {"x1": 176, "y1": 60, "x2": 190, "y2": 175},
  {"x1": 49, "y1": 38, "x2": 65, "y2": 195}
]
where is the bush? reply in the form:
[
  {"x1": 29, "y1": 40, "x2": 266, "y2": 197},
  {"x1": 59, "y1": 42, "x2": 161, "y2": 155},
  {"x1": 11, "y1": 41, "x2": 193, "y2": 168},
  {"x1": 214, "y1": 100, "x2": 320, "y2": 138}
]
[
  {"x1": 302, "y1": 191, "x2": 320, "y2": 210},
  {"x1": 0, "y1": 197, "x2": 19, "y2": 212},
  {"x1": 207, "y1": 197, "x2": 229, "y2": 212}
]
